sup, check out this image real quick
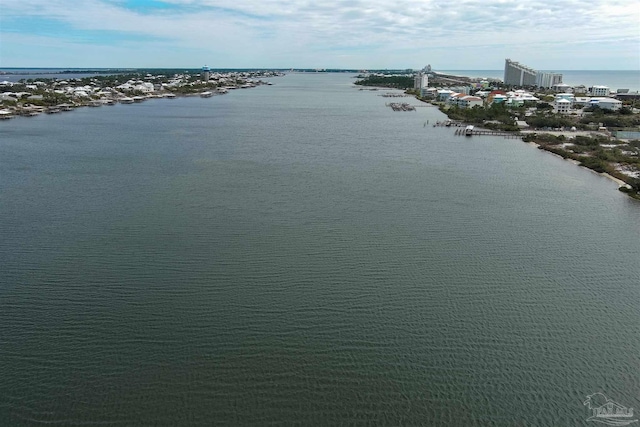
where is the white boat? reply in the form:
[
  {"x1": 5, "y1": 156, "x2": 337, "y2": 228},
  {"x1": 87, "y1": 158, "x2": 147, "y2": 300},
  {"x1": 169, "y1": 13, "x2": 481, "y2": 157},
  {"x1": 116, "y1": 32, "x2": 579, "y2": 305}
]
[
  {"x1": 0, "y1": 109, "x2": 14, "y2": 119},
  {"x1": 120, "y1": 97, "x2": 134, "y2": 104},
  {"x1": 465, "y1": 125, "x2": 474, "y2": 136},
  {"x1": 200, "y1": 91, "x2": 213, "y2": 98}
]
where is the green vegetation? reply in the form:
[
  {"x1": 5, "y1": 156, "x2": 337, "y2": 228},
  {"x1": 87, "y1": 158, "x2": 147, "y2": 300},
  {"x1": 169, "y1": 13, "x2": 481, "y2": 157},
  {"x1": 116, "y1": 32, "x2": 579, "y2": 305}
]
[
  {"x1": 580, "y1": 106, "x2": 640, "y2": 128},
  {"x1": 524, "y1": 133, "x2": 640, "y2": 199},
  {"x1": 526, "y1": 114, "x2": 579, "y2": 129},
  {"x1": 443, "y1": 103, "x2": 520, "y2": 131},
  {"x1": 354, "y1": 75, "x2": 414, "y2": 89}
]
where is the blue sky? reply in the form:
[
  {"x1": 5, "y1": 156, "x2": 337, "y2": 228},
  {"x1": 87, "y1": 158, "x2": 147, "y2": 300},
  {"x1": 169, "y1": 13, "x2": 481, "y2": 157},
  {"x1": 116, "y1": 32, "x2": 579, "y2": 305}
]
[{"x1": 1, "y1": 0, "x2": 639, "y2": 69}]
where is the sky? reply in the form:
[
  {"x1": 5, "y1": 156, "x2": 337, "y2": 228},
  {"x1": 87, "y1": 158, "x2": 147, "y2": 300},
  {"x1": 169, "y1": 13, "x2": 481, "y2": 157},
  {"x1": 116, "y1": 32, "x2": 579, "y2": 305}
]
[{"x1": 1, "y1": 0, "x2": 639, "y2": 70}]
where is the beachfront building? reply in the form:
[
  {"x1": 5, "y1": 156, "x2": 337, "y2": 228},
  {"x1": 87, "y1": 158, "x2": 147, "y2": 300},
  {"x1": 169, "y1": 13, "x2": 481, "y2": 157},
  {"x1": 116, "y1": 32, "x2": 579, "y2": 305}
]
[
  {"x1": 504, "y1": 59, "x2": 564, "y2": 88},
  {"x1": 536, "y1": 72, "x2": 563, "y2": 88},
  {"x1": 504, "y1": 59, "x2": 537, "y2": 86},
  {"x1": 589, "y1": 85, "x2": 610, "y2": 96}
]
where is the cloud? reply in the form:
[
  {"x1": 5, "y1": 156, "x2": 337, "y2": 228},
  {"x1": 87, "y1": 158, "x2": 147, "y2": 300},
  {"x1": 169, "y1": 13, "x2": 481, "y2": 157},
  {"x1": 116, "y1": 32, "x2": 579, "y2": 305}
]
[{"x1": 1, "y1": 0, "x2": 639, "y2": 68}]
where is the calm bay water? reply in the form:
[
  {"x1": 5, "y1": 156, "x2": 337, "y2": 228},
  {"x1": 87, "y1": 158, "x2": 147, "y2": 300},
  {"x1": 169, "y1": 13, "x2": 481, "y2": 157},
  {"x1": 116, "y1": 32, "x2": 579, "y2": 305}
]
[{"x1": 1, "y1": 73, "x2": 639, "y2": 426}]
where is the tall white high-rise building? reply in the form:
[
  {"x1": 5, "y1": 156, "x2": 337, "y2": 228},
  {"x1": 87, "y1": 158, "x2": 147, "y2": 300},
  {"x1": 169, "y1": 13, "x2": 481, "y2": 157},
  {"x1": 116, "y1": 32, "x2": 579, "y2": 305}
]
[
  {"x1": 414, "y1": 72, "x2": 428, "y2": 90},
  {"x1": 504, "y1": 59, "x2": 537, "y2": 86},
  {"x1": 504, "y1": 59, "x2": 563, "y2": 88},
  {"x1": 536, "y1": 72, "x2": 563, "y2": 88}
]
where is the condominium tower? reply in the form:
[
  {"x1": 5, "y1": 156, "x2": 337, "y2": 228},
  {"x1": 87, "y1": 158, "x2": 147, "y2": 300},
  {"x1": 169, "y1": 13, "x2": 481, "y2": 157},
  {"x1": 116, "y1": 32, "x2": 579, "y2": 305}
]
[
  {"x1": 504, "y1": 59, "x2": 537, "y2": 86},
  {"x1": 504, "y1": 59, "x2": 563, "y2": 88}
]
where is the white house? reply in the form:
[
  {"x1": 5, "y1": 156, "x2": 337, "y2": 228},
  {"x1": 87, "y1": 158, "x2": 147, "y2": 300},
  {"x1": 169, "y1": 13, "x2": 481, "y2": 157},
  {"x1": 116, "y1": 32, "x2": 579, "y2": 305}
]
[
  {"x1": 555, "y1": 93, "x2": 575, "y2": 102},
  {"x1": 437, "y1": 89, "x2": 455, "y2": 102},
  {"x1": 573, "y1": 97, "x2": 591, "y2": 107},
  {"x1": 507, "y1": 90, "x2": 539, "y2": 102},
  {"x1": 553, "y1": 98, "x2": 572, "y2": 114},
  {"x1": 446, "y1": 93, "x2": 463, "y2": 106},
  {"x1": 590, "y1": 97, "x2": 623, "y2": 111},
  {"x1": 491, "y1": 94, "x2": 507, "y2": 104},
  {"x1": 133, "y1": 82, "x2": 155, "y2": 93},
  {"x1": 553, "y1": 83, "x2": 573, "y2": 93},
  {"x1": 590, "y1": 85, "x2": 610, "y2": 96},
  {"x1": 457, "y1": 95, "x2": 483, "y2": 109}
]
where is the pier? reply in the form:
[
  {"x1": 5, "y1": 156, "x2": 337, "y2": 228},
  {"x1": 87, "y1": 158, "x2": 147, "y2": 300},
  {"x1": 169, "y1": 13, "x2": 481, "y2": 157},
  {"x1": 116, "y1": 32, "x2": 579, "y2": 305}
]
[{"x1": 454, "y1": 128, "x2": 521, "y2": 138}]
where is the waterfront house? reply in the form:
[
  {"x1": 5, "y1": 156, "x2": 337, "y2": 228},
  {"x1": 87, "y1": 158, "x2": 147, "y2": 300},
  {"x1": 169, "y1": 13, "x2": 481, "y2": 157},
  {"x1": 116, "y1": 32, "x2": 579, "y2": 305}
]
[
  {"x1": 457, "y1": 96, "x2": 483, "y2": 109},
  {"x1": 437, "y1": 89, "x2": 455, "y2": 102}
]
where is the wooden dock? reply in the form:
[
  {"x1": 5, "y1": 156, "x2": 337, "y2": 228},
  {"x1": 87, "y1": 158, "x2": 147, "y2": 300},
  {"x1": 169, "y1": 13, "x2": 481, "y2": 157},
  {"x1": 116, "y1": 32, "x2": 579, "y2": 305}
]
[{"x1": 454, "y1": 128, "x2": 521, "y2": 138}]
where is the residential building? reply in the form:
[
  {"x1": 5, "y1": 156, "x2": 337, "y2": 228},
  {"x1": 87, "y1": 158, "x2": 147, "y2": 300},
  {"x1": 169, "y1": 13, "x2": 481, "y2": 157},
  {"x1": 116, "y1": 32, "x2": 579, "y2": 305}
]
[
  {"x1": 553, "y1": 83, "x2": 573, "y2": 93},
  {"x1": 437, "y1": 89, "x2": 455, "y2": 102},
  {"x1": 555, "y1": 93, "x2": 575, "y2": 102},
  {"x1": 589, "y1": 85, "x2": 610, "y2": 96},
  {"x1": 553, "y1": 98, "x2": 572, "y2": 114},
  {"x1": 590, "y1": 97, "x2": 623, "y2": 111},
  {"x1": 457, "y1": 96, "x2": 483, "y2": 109},
  {"x1": 489, "y1": 94, "x2": 507, "y2": 104},
  {"x1": 449, "y1": 86, "x2": 471, "y2": 95}
]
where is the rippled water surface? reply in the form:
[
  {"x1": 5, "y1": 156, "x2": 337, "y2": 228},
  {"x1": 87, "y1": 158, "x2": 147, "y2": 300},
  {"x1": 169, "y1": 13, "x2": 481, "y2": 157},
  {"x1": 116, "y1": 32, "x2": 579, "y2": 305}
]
[{"x1": 1, "y1": 73, "x2": 639, "y2": 426}]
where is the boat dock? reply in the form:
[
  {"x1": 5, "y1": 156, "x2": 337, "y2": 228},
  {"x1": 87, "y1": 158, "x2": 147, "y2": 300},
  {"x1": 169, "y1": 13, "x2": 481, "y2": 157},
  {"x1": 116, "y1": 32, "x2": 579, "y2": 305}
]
[{"x1": 454, "y1": 128, "x2": 521, "y2": 138}]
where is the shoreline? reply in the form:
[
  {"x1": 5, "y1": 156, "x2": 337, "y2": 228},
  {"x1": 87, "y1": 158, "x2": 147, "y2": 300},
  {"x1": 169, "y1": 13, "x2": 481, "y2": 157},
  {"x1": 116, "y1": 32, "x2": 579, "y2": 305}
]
[
  {"x1": 526, "y1": 140, "x2": 632, "y2": 189},
  {"x1": 0, "y1": 70, "x2": 282, "y2": 119},
  {"x1": 429, "y1": 98, "x2": 639, "y2": 200}
]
